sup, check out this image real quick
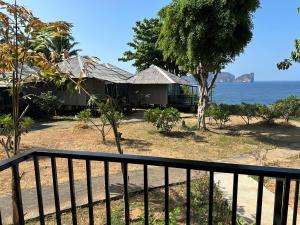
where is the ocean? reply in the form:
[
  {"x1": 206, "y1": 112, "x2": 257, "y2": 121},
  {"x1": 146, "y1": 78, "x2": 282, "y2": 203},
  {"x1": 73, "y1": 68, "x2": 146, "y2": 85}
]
[{"x1": 210, "y1": 81, "x2": 300, "y2": 105}]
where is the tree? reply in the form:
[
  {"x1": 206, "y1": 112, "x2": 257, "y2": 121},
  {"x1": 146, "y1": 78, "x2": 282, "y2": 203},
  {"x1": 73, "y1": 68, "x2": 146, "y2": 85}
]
[
  {"x1": 273, "y1": 96, "x2": 300, "y2": 123},
  {"x1": 158, "y1": 0, "x2": 259, "y2": 129},
  {"x1": 45, "y1": 35, "x2": 81, "y2": 62},
  {"x1": 96, "y1": 97, "x2": 124, "y2": 154},
  {"x1": 144, "y1": 107, "x2": 180, "y2": 133},
  {"x1": 0, "y1": 1, "x2": 71, "y2": 224},
  {"x1": 257, "y1": 104, "x2": 278, "y2": 124},
  {"x1": 119, "y1": 18, "x2": 185, "y2": 75},
  {"x1": 0, "y1": 114, "x2": 33, "y2": 157},
  {"x1": 206, "y1": 104, "x2": 230, "y2": 129},
  {"x1": 238, "y1": 103, "x2": 259, "y2": 125},
  {"x1": 277, "y1": 7, "x2": 300, "y2": 70}
]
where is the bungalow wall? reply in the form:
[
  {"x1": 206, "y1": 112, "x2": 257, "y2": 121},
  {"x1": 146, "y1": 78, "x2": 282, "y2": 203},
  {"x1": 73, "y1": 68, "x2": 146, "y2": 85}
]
[
  {"x1": 128, "y1": 84, "x2": 168, "y2": 106},
  {"x1": 22, "y1": 78, "x2": 107, "y2": 108}
]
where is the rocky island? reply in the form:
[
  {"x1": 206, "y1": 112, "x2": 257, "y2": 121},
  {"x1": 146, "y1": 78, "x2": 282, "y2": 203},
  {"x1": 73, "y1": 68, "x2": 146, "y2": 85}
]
[{"x1": 214, "y1": 72, "x2": 254, "y2": 83}]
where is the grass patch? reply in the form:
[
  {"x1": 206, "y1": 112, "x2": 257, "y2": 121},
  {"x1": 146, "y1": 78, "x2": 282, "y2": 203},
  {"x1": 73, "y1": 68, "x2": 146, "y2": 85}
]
[{"x1": 26, "y1": 175, "x2": 235, "y2": 225}]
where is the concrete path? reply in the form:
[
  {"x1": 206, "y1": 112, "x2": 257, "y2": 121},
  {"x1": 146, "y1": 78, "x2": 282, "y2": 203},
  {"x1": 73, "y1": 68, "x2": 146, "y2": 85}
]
[
  {"x1": 0, "y1": 167, "x2": 187, "y2": 224},
  {"x1": 215, "y1": 173, "x2": 300, "y2": 225}
]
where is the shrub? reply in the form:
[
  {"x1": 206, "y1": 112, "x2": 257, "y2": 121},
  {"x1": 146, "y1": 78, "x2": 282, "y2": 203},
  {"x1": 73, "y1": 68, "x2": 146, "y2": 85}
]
[
  {"x1": 207, "y1": 104, "x2": 231, "y2": 128},
  {"x1": 144, "y1": 107, "x2": 180, "y2": 133},
  {"x1": 256, "y1": 104, "x2": 278, "y2": 124},
  {"x1": 77, "y1": 108, "x2": 92, "y2": 125},
  {"x1": 237, "y1": 103, "x2": 259, "y2": 125},
  {"x1": 25, "y1": 91, "x2": 62, "y2": 119},
  {"x1": 273, "y1": 95, "x2": 300, "y2": 122},
  {"x1": 0, "y1": 114, "x2": 33, "y2": 154}
]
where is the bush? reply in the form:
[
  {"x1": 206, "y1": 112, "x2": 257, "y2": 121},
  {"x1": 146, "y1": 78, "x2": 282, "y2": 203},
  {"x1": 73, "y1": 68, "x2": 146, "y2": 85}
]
[
  {"x1": 273, "y1": 95, "x2": 300, "y2": 122},
  {"x1": 77, "y1": 108, "x2": 92, "y2": 125},
  {"x1": 25, "y1": 91, "x2": 62, "y2": 119},
  {"x1": 237, "y1": 103, "x2": 259, "y2": 125},
  {"x1": 144, "y1": 107, "x2": 180, "y2": 133},
  {"x1": 256, "y1": 104, "x2": 278, "y2": 124},
  {"x1": 207, "y1": 104, "x2": 231, "y2": 128},
  {"x1": 0, "y1": 114, "x2": 33, "y2": 153}
]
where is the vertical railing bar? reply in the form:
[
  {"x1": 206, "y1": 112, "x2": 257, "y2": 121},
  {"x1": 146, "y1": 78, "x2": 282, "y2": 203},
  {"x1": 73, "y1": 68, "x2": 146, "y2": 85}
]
[
  {"x1": 165, "y1": 166, "x2": 169, "y2": 225},
  {"x1": 51, "y1": 157, "x2": 61, "y2": 225},
  {"x1": 144, "y1": 165, "x2": 149, "y2": 225},
  {"x1": 186, "y1": 169, "x2": 191, "y2": 225},
  {"x1": 33, "y1": 155, "x2": 45, "y2": 225},
  {"x1": 0, "y1": 210, "x2": 2, "y2": 225},
  {"x1": 208, "y1": 171, "x2": 214, "y2": 225},
  {"x1": 104, "y1": 161, "x2": 111, "y2": 225},
  {"x1": 123, "y1": 163, "x2": 130, "y2": 225},
  {"x1": 12, "y1": 164, "x2": 24, "y2": 225},
  {"x1": 86, "y1": 160, "x2": 94, "y2": 225},
  {"x1": 256, "y1": 176, "x2": 264, "y2": 225},
  {"x1": 281, "y1": 178, "x2": 291, "y2": 225},
  {"x1": 231, "y1": 173, "x2": 238, "y2": 225},
  {"x1": 293, "y1": 180, "x2": 300, "y2": 225},
  {"x1": 273, "y1": 179, "x2": 284, "y2": 225},
  {"x1": 68, "y1": 158, "x2": 77, "y2": 225}
]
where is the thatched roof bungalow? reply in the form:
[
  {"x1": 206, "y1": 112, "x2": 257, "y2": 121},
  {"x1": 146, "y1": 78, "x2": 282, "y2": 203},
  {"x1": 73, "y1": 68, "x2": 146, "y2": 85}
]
[{"x1": 128, "y1": 66, "x2": 196, "y2": 108}]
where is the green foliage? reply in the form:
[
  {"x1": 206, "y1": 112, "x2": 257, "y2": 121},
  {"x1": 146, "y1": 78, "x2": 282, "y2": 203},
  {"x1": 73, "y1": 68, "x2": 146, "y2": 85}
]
[
  {"x1": 278, "y1": 22, "x2": 300, "y2": 70},
  {"x1": 0, "y1": 114, "x2": 14, "y2": 136},
  {"x1": 0, "y1": 114, "x2": 33, "y2": 137},
  {"x1": 77, "y1": 109, "x2": 92, "y2": 124},
  {"x1": 110, "y1": 207, "x2": 124, "y2": 225},
  {"x1": 25, "y1": 92, "x2": 62, "y2": 119},
  {"x1": 0, "y1": 114, "x2": 33, "y2": 155},
  {"x1": 144, "y1": 107, "x2": 180, "y2": 133},
  {"x1": 207, "y1": 104, "x2": 231, "y2": 128},
  {"x1": 256, "y1": 105, "x2": 278, "y2": 124},
  {"x1": 44, "y1": 35, "x2": 81, "y2": 62},
  {"x1": 96, "y1": 97, "x2": 124, "y2": 153},
  {"x1": 273, "y1": 96, "x2": 300, "y2": 122},
  {"x1": 144, "y1": 108, "x2": 161, "y2": 124},
  {"x1": 237, "y1": 103, "x2": 259, "y2": 125},
  {"x1": 181, "y1": 85, "x2": 196, "y2": 96},
  {"x1": 158, "y1": 0, "x2": 259, "y2": 129},
  {"x1": 158, "y1": 0, "x2": 260, "y2": 74},
  {"x1": 191, "y1": 176, "x2": 231, "y2": 225},
  {"x1": 97, "y1": 99, "x2": 124, "y2": 129},
  {"x1": 119, "y1": 18, "x2": 185, "y2": 75}
]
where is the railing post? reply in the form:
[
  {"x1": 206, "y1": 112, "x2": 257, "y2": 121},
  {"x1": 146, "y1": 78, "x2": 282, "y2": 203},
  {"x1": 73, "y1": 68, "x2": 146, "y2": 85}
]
[
  {"x1": 273, "y1": 179, "x2": 285, "y2": 225},
  {"x1": 12, "y1": 164, "x2": 24, "y2": 225}
]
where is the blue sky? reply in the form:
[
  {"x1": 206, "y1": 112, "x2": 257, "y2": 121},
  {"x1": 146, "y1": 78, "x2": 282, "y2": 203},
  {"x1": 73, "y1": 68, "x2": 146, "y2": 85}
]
[{"x1": 16, "y1": 0, "x2": 300, "y2": 81}]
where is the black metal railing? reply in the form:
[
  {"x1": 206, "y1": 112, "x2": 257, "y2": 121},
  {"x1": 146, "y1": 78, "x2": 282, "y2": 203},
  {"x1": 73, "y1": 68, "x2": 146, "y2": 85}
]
[
  {"x1": 0, "y1": 149, "x2": 300, "y2": 225},
  {"x1": 168, "y1": 95, "x2": 198, "y2": 108}
]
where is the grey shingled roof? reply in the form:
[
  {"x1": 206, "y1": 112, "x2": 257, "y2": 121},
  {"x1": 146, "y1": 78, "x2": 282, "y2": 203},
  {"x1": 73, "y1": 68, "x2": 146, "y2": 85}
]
[
  {"x1": 0, "y1": 65, "x2": 39, "y2": 87},
  {"x1": 59, "y1": 56, "x2": 133, "y2": 83},
  {"x1": 128, "y1": 66, "x2": 190, "y2": 85}
]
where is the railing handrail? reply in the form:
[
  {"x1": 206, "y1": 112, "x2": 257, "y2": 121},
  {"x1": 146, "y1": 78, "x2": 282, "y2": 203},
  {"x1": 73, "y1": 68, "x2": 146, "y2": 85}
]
[
  {"x1": 1, "y1": 148, "x2": 300, "y2": 179},
  {"x1": 0, "y1": 149, "x2": 35, "y2": 171}
]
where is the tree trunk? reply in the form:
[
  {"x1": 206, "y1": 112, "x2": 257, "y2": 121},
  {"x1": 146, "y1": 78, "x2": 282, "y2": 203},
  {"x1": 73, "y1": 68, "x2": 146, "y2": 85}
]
[
  {"x1": 101, "y1": 124, "x2": 106, "y2": 143},
  {"x1": 197, "y1": 84, "x2": 209, "y2": 130},
  {"x1": 112, "y1": 123, "x2": 122, "y2": 155}
]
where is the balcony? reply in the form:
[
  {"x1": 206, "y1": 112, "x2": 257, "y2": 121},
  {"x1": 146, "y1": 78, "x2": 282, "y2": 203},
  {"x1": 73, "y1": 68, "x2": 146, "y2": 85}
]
[
  {"x1": 0, "y1": 149, "x2": 300, "y2": 225},
  {"x1": 168, "y1": 95, "x2": 198, "y2": 109}
]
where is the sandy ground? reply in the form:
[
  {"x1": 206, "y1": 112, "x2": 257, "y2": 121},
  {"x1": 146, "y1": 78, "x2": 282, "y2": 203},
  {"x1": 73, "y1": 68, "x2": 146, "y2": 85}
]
[{"x1": 0, "y1": 115, "x2": 300, "y2": 195}]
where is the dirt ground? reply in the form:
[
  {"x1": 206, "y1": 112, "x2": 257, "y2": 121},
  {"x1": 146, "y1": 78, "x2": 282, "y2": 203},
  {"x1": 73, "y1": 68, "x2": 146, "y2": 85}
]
[{"x1": 0, "y1": 115, "x2": 300, "y2": 194}]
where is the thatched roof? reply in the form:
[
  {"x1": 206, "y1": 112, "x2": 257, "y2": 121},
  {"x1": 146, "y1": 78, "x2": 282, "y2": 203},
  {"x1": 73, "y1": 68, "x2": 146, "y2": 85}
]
[
  {"x1": 128, "y1": 66, "x2": 190, "y2": 85},
  {"x1": 59, "y1": 56, "x2": 133, "y2": 83}
]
